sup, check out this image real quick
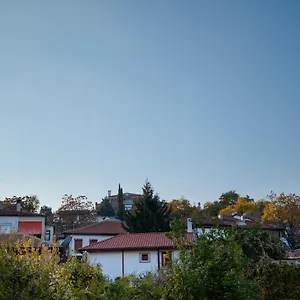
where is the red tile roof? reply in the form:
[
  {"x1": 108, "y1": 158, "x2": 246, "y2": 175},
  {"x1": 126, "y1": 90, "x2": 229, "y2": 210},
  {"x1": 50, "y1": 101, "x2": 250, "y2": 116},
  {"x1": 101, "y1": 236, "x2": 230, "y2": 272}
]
[
  {"x1": 80, "y1": 232, "x2": 193, "y2": 251},
  {"x1": 64, "y1": 220, "x2": 127, "y2": 236}
]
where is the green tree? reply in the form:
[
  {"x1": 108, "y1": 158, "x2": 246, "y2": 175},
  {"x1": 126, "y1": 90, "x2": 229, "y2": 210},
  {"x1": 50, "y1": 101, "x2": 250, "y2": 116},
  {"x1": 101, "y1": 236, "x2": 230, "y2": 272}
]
[
  {"x1": 125, "y1": 181, "x2": 171, "y2": 233},
  {"x1": 165, "y1": 227, "x2": 261, "y2": 300},
  {"x1": 40, "y1": 205, "x2": 53, "y2": 225},
  {"x1": 219, "y1": 190, "x2": 240, "y2": 206},
  {"x1": 231, "y1": 226, "x2": 286, "y2": 262},
  {"x1": 97, "y1": 197, "x2": 115, "y2": 217},
  {"x1": 202, "y1": 201, "x2": 222, "y2": 217},
  {"x1": 117, "y1": 184, "x2": 124, "y2": 221},
  {"x1": 3, "y1": 195, "x2": 40, "y2": 212}
]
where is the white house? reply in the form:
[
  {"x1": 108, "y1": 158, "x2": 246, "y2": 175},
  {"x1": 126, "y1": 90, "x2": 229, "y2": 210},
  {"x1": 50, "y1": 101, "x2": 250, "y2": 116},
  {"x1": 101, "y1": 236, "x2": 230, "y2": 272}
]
[
  {"x1": 80, "y1": 232, "x2": 193, "y2": 280},
  {"x1": 0, "y1": 208, "x2": 54, "y2": 242},
  {"x1": 63, "y1": 218, "x2": 127, "y2": 255}
]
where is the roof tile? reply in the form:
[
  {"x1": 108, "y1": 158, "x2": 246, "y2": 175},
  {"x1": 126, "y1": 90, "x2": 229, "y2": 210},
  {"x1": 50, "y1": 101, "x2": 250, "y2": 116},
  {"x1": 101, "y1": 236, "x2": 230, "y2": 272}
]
[
  {"x1": 64, "y1": 220, "x2": 127, "y2": 235},
  {"x1": 80, "y1": 232, "x2": 193, "y2": 251}
]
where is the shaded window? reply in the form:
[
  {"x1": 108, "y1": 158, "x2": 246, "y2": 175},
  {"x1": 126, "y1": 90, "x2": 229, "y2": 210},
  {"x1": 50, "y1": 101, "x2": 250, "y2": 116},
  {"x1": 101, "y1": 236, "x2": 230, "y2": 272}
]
[
  {"x1": 89, "y1": 239, "x2": 97, "y2": 245},
  {"x1": 45, "y1": 230, "x2": 51, "y2": 241},
  {"x1": 124, "y1": 204, "x2": 132, "y2": 211},
  {"x1": 139, "y1": 253, "x2": 150, "y2": 263},
  {"x1": 74, "y1": 239, "x2": 83, "y2": 251}
]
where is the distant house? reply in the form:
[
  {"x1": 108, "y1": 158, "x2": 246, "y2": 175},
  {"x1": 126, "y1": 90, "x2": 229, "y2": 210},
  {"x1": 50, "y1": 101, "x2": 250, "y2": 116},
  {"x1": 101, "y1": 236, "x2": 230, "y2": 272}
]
[
  {"x1": 80, "y1": 232, "x2": 193, "y2": 280},
  {"x1": 0, "y1": 207, "x2": 54, "y2": 243},
  {"x1": 63, "y1": 218, "x2": 127, "y2": 255},
  {"x1": 190, "y1": 215, "x2": 284, "y2": 239},
  {"x1": 95, "y1": 190, "x2": 142, "y2": 214}
]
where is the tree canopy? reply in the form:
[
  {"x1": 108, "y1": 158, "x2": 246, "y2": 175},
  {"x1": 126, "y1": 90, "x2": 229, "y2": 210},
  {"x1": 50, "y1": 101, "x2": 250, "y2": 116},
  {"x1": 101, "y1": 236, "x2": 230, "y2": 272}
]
[
  {"x1": 262, "y1": 192, "x2": 300, "y2": 248},
  {"x1": 168, "y1": 197, "x2": 201, "y2": 219},
  {"x1": 40, "y1": 205, "x2": 53, "y2": 224},
  {"x1": 54, "y1": 194, "x2": 96, "y2": 233},
  {"x1": 125, "y1": 181, "x2": 171, "y2": 233},
  {"x1": 3, "y1": 195, "x2": 40, "y2": 212},
  {"x1": 219, "y1": 197, "x2": 260, "y2": 216},
  {"x1": 97, "y1": 197, "x2": 115, "y2": 217}
]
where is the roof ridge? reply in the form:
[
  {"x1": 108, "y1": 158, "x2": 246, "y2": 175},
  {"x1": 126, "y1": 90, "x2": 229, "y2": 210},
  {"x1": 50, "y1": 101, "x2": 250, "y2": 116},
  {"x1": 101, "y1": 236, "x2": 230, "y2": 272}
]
[{"x1": 80, "y1": 234, "x2": 119, "y2": 250}]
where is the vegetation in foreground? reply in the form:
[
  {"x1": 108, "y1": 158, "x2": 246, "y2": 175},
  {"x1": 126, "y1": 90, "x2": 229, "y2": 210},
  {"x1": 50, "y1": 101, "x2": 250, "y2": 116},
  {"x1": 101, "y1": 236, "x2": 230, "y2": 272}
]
[{"x1": 0, "y1": 226, "x2": 300, "y2": 300}]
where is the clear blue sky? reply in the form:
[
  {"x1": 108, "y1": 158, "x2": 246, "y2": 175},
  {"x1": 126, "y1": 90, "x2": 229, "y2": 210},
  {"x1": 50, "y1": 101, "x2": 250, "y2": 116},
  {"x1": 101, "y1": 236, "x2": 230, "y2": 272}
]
[{"x1": 0, "y1": 1, "x2": 299, "y2": 210}]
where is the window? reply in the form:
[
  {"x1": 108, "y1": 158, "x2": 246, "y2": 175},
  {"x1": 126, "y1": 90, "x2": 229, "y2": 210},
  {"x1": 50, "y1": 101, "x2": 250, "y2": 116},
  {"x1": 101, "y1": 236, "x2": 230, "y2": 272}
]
[
  {"x1": 45, "y1": 230, "x2": 51, "y2": 241},
  {"x1": 89, "y1": 239, "x2": 97, "y2": 245},
  {"x1": 139, "y1": 253, "x2": 150, "y2": 263},
  {"x1": 74, "y1": 239, "x2": 83, "y2": 251},
  {"x1": 124, "y1": 204, "x2": 132, "y2": 211},
  {"x1": 0, "y1": 224, "x2": 12, "y2": 234}
]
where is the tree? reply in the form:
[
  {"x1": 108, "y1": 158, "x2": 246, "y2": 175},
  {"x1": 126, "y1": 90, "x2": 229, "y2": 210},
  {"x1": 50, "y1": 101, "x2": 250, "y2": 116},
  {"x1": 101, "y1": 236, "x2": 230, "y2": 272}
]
[
  {"x1": 40, "y1": 205, "x2": 52, "y2": 225},
  {"x1": 3, "y1": 195, "x2": 40, "y2": 212},
  {"x1": 117, "y1": 184, "x2": 124, "y2": 221},
  {"x1": 168, "y1": 198, "x2": 191, "y2": 218},
  {"x1": 219, "y1": 190, "x2": 240, "y2": 206},
  {"x1": 219, "y1": 197, "x2": 259, "y2": 216},
  {"x1": 125, "y1": 181, "x2": 171, "y2": 233},
  {"x1": 54, "y1": 194, "x2": 96, "y2": 233},
  {"x1": 231, "y1": 226, "x2": 286, "y2": 262},
  {"x1": 202, "y1": 201, "x2": 222, "y2": 217},
  {"x1": 97, "y1": 197, "x2": 115, "y2": 217},
  {"x1": 262, "y1": 192, "x2": 300, "y2": 248},
  {"x1": 164, "y1": 227, "x2": 261, "y2": 299}
]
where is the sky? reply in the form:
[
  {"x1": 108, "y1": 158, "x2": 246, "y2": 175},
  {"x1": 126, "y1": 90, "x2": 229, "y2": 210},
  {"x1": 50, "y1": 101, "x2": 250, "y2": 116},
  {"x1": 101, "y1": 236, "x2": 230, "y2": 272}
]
[{"x1": 0, "y1": 0, "x2": 299, "y2": 210}]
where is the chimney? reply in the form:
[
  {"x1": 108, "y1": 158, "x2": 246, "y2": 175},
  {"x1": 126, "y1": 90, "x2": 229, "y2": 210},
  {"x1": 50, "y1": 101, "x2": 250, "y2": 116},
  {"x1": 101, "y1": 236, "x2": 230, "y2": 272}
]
[
  {"x1": 16, "y1": 199, "x2": 22, "y2": 211},
  {"x1": 187, "y1": 218, "x2": 193, "y2": 233},
  {"x1": 108, "y1": 190, "x2": 112, "y2": 197}
]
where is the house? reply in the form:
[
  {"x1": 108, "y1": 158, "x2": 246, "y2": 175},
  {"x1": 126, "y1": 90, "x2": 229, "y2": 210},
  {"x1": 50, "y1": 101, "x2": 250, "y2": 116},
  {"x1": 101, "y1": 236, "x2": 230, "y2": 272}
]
[
  {"x1": 95, "y1": 190, "x2": 142, "y2": 213},
  {"x1": 80, "y1": 232, "x2": 193, "y2": 280},
  {"x1": 0, "y1": 207, "x2": 54, "y2": 242},
  {"x1": 62, "y1": 218, "x2": 127, "y2": 255},
  {"x1": 190, "y1": 216, "x2": 284, "y2": 239}
]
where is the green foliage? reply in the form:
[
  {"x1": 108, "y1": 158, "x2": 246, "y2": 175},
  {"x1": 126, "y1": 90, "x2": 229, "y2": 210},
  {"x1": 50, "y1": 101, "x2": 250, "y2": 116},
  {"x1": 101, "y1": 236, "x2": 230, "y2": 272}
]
[
  {"x1": 245, "y1": 257, "x2": 300, "y2": 300},
  {"x1": 219, "y1": 190, "x2": 240, "y2": 206},
  {"x1": 40, "y1": 205, "x2": 53, "y2": 224},
  {"x1": 97, "y1": 197, "x2": 115, "y2": 217},
  {"x1": 231, "y1": 226, "x2": 286, "y2": 262},
  {"x1": 102, "y1": 274, "x2": 161, "y2": 300},
  {"x1": 202, "y1": 201, "x2": 222, "y2": 217},
  {"x1": 0, "y1": 227, "x2": 298, "y2": 299},
  {"x1": 117, "y1": 184, "x2": 124, "y2": 221},
  {"x1": 164, "y1": 228, "x2": 261, "y2": 300},
  {"x1": 125, "y1": 181, "x2": 171, "y2": 233},
  {"x1": 3, "y1": 195, "x2": 40, "y2": 212}
]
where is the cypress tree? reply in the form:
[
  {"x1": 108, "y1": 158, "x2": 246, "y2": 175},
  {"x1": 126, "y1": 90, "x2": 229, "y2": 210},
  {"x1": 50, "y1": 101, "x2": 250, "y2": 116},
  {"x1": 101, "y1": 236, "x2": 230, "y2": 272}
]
[
  {"x1": 117, "y1": 184, "x2": 124, "y2": 220},
  {"x1": 126, "y1": 181, "x2": 171, "y2": 233}
]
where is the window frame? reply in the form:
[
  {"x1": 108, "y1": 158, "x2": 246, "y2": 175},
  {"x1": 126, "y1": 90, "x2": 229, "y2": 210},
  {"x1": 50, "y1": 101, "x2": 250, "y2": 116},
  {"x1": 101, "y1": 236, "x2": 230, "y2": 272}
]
[{"x1": 139, "y1": 253, "x2": 150, "y2": 263}]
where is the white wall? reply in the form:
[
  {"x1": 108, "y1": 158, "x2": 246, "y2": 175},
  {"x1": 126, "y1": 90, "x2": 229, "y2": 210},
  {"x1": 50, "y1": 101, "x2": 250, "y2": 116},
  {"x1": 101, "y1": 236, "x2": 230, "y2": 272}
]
[
  {"x1": 88, "y1": 250, "x2": 179, "y2": 280},
  {"x1": 124, "y1": 251, "x2": 159, "y2": 276},
  {"x1": 89, "y1": 252, "x2": 122, "y2": 280},
  {"x1": 70, "y1": 234, "x2": 113, "y2": 254}
]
